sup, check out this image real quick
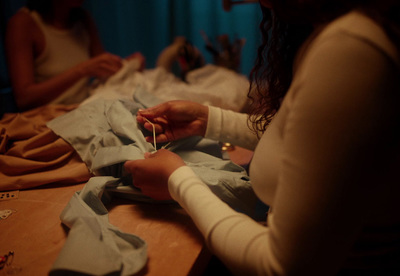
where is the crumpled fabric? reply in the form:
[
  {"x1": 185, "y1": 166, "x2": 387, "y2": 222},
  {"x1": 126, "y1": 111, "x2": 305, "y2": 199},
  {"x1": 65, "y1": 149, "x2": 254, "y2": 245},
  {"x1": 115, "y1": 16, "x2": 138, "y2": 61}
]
[
  {"x1": 50, "y1": 176, "x2": 147, "y2": 276},
  {"x1": 0, "y1": 104, "x2": 90, "y2": 191},
  {"x1": 48, "y1": 88, "x2": 258, "y2": 213},
  {"x1": 81, "y1": 59, "x2": 250, "y2": 113},
  {"x1": 47, "y1": 89, "x2": 259, "y2": 275}
]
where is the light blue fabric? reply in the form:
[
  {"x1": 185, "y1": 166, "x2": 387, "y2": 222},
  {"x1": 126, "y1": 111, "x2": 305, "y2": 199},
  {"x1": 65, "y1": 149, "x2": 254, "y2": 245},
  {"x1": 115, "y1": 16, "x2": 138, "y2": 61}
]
[
  {"x1": 48, "y1": 89, "x2": 258, "y2": 212},
  {"x1": 47, "y1": 89, "x2": 262, "y2": 275},
  {"x1": 50, "y1": 177, "x2": 147, "y2": 276},
  {"x1": 48, "y1": 96, "x2": 151, "y2": 174}
]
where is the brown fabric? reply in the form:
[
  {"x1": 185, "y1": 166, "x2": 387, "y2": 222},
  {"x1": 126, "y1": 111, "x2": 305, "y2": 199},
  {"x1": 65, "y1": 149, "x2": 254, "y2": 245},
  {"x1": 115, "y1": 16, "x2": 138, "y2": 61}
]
[{"x1": 0, "y1": 104, "x2": 91, "y2": 191}]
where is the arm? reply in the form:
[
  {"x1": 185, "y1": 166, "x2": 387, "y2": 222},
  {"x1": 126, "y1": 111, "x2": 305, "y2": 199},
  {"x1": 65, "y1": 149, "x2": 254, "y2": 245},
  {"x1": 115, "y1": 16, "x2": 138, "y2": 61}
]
[
  {"x1": 5, "y1": 11, "x2": 123, "y2": 110},
  {"x1": 169, "y1": 32, "x2": 399, "y2": 275},
  {"x1": 206, "y1": 106, "x2": 260, "y2": 150},
  {"x1": 128, "y1": 24, "x2": 398, "y2": 274},
  {"x1": 137, "y1": 101, "x2": 259, "y2": 150}
]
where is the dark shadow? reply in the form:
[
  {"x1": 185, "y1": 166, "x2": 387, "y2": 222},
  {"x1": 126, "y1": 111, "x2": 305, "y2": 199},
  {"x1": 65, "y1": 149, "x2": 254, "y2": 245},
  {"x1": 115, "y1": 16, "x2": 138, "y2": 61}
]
[{"x1": 0, "y1": 88, "x2": 18, "y2": 119}]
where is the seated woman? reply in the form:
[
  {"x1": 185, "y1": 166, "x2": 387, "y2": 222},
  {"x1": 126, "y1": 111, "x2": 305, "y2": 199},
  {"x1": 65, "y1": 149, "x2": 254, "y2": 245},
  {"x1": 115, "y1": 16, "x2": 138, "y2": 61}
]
[
  {"x1": 125, "y1": 0, "x2": 400, "y2": 274},
  {"x1": 5, "y1": 0, "x2": 143, "y2": 111}
]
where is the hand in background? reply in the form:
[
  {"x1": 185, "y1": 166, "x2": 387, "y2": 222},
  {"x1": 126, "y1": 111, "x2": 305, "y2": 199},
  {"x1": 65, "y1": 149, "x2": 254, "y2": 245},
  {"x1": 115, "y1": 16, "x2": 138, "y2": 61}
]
[
  {"x1": 137, "y1": 100, "x2": 209, "y2": 143},
  {"x1": 124, "y1": 149, "x2": 185, "y2": 200},
  {"x1": 79, "y1": 52, "x2": 123, "y2": 80},
  {"x1": 126, "y1": 52, "x2": 146, "y2": 71}
]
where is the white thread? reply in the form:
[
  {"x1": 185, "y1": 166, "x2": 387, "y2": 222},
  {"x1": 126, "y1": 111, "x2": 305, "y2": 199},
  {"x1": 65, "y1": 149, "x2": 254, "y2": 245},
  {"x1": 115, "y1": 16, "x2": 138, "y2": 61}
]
[
  {"x1": 161, "y1": 142, "x2": 172, "y2": 149},
  {"x1": 144, "y1": 118, "x2": 157, "y2": 151}
]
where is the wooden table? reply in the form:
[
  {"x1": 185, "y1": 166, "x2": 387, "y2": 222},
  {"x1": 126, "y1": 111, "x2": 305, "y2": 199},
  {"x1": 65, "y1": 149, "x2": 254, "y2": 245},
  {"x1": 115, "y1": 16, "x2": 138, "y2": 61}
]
[
  {"x1": 0, "y1": 147, "x2": 253, "y2": 276},
  {"x1": 0, "y1": 184, "x2": 209, "y2": 276}
]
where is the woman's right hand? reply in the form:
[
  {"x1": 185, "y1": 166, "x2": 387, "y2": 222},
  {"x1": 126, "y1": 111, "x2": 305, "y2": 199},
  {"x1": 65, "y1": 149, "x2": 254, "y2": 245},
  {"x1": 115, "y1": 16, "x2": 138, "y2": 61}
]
[
  {"x1": 79, "y1": 52, "x2": 123, "y2": 80},
  {"x1": 137, "y1": 100, "x2": 209, "y2": 143}
]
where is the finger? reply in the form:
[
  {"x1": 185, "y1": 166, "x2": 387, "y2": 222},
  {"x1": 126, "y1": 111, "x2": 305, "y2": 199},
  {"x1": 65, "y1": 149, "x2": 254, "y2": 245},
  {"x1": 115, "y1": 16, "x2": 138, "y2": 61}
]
[
  {"x1": 94, "y1": 67, "x2": 113, "y2": 78},
  {"x1": 153, "y1": 123, "x2": 164, "y2": 134},
  {"x1": 137, "y1": 103, "x2": 170, "y2": 119},
  {"x1": 123, "y1": 160, "x2": 136, "y2": 173},
  {"x1": 139, "y1": 119, "x2": 165, "y2": 134},
  {"x1": 144, "y1": 152, "x2": 153, "y2": 159},
  {"x1": 152, "y1": 117, "x2": 169, "y2": 127},
  {"x1": 124, "y1": 158, "x2": 148, "y2": 170},
  {"x1": 105, "y1": 53, "x2": 123, "y2": 64},
  {"x1": 101, "y1": 63, "x2": 122, "y2": 74},
  {"x1": 136, "y1": 113, "x2": 145, "y2": 124},
  {"x1": 124, "y1": 160, "x2": 144, "y2": 189},
  {"x1": 145, "y1": 134, "x2": 168, "y2": 143},
  {"x1": 143, "y1": 121, "x2": 164, "y2": 133}
]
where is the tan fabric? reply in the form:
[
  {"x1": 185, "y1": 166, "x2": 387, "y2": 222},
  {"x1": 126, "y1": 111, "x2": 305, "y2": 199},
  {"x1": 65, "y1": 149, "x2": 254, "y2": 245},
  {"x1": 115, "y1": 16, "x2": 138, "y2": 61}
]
[{"x1": 0, "y1": 104, "x2": 91, "y2": 191}]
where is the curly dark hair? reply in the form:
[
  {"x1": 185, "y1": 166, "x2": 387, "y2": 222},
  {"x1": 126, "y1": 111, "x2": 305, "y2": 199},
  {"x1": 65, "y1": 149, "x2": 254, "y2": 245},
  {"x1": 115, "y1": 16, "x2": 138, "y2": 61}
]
[{"x1": 248, "y1": 0, "x2": 400, "y2": 134}]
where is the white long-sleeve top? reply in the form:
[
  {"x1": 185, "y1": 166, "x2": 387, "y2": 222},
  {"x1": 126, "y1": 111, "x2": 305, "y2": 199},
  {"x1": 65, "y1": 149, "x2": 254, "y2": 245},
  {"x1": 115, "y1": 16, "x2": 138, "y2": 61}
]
[{"x1": 168, "y1": 11, "x2": 400, "y2": 275}]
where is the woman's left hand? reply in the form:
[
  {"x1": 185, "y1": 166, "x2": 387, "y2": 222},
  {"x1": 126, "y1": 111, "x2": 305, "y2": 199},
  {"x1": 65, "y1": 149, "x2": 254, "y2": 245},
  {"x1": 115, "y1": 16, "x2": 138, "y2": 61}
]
[{"x1": 124, "y1": 149, "x2": 185, "y2": 200}]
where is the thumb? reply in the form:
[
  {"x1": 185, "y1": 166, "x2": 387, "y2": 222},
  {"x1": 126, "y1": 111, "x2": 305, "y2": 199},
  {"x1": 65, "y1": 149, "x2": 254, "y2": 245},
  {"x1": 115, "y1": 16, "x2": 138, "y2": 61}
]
[
  {"x1": 123, "y1": 160, "x2": 136, "y2": 173},
  {"x1": 144, "y1": 152, "x2": 155, "y2": 159}
]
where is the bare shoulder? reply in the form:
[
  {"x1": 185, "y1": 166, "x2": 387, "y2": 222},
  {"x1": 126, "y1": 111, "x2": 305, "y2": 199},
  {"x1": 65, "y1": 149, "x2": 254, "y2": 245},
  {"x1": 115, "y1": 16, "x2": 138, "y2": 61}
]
[
  {"x1": 6, "y1": 8, "x2": 44, "y2": 57},
  {"x1": 7, "y1": 9, "x2": 36, "y2": 34}
]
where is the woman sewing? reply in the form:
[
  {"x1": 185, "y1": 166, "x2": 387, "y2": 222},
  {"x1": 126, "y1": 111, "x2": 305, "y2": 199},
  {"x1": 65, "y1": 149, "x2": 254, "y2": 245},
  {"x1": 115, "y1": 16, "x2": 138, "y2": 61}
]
[{"x1": 125, "y1": 0, "x2": 400, "y2": 274}]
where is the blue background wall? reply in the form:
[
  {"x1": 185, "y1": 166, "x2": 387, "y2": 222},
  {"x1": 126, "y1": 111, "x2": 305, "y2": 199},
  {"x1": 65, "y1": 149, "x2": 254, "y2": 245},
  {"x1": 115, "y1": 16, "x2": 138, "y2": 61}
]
[{"x1": 82, "y1": 0, "x2": 262, "y2": 74}]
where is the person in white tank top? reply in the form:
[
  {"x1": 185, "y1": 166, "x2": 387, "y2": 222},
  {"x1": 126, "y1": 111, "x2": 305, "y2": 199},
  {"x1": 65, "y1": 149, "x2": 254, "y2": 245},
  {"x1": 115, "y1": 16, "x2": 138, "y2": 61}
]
[{"x1": 5, "y1": 0, "x2": 144, "y2": 111}]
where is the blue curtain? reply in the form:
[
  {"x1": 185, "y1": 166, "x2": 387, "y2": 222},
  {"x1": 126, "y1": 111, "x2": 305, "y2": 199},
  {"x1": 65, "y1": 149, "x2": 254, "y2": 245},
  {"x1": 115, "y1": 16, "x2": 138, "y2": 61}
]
[{"x1": 83, "y1": 0, "x2": 262, "y2": 75}]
